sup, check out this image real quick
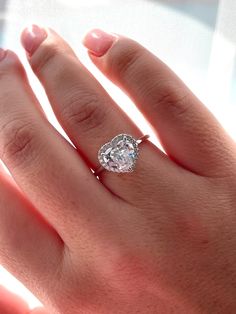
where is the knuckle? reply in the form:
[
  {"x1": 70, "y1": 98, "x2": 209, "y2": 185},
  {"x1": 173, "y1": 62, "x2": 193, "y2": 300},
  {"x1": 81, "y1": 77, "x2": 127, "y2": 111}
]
[
  {"x1": 0, "y1": 117, "x2": 36, "y2": 166},
  {"x1": 155, "y1": 83, "x2": 192, "y2": 118},
  {"x1": 62, "y1": 90, "x2": 107, "y2": 133},
  {"x1": 101, "y1": 246, "x2": 151, "y2": 293},
  {"x1": 109, "y1": 40, "x2": 145, "y2": 80},
  {"x1": 31, "y1": 43, "x2": 62, "y2": 75}
]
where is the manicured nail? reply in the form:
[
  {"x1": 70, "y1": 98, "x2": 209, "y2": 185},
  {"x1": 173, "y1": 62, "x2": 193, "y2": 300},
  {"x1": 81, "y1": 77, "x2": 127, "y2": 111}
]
[
  {"x1": 21, "y1": 25, "x2": 47, "y2": 56},
  {"x1": 0, "y1": 48, "x2": 7, "y2": 61},
  {"x1": 82, "y1": 29, "x2": 118, "y2": 57}
]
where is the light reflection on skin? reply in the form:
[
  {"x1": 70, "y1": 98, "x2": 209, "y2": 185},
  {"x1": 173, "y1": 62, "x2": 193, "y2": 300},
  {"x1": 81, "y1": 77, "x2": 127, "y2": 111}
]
[{"x1": 0, "y1": 265, "x2": 42, "y2": 308}]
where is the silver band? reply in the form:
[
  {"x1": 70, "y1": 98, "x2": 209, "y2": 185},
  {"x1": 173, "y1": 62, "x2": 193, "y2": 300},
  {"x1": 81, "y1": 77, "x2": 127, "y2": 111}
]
[
  {"x1": 94, "y1": 134, "x2": 150, "y2": 177},
  {"x1": 135, "y1": 134, "x2": 150, "y2": 144}
]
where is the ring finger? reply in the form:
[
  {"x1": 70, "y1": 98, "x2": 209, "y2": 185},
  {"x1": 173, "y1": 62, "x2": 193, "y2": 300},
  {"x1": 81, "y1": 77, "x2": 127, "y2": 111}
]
[{"x1": 21, "y1": 25, "x2": 182, "y2": 202}]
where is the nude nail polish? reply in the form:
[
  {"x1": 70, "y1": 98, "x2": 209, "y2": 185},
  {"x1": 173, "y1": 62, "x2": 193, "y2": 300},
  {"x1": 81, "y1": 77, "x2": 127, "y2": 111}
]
[
  {"x1": 82, "y1": 29, "x2": 118, "y2": 57},
  {"x1": 21, "y1": 25, "x2": 47, "y2": 56}
]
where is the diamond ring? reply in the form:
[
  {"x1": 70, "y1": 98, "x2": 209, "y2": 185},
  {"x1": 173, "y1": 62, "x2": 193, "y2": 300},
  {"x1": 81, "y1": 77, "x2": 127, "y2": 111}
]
[{"x1": 94, "y1": 134, "x2": 150, "y2": 176}]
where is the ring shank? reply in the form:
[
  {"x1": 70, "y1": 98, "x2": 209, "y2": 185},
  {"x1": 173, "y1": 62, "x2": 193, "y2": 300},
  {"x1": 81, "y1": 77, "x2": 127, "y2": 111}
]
[
  {"x1": 136, "y1": 134, "x2": 150, "y2": 144},
  {"x1": 94, "y1": 134, "x2": 150, "y2": 177}
]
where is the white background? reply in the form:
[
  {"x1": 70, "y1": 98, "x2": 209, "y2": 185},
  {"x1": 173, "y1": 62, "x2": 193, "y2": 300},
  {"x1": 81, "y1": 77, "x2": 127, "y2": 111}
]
[{"x1": 0, "y1": 0, "x2": 236, "y2": 309}]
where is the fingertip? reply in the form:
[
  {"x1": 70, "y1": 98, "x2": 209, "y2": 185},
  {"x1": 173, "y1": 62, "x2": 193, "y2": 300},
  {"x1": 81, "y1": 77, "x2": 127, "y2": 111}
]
[
  {"x1": 21, "y1": 25, "x2": 48, "y2": 56},
  {"x1": 82, "y1": 28, "x2": 118, "y2": 57}
]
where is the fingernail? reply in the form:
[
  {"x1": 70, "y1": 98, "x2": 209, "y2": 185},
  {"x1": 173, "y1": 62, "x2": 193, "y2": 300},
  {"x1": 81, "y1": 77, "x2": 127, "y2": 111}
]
[
  {"x1": 82, "y1": 29, "x2": 118, "y2": 57},
  {"x1": 21, "y1": 25, "x2": 47, "y2": 56},
  {"x1": 0, "y1": 48, "x2": 7, "y2": 61}
]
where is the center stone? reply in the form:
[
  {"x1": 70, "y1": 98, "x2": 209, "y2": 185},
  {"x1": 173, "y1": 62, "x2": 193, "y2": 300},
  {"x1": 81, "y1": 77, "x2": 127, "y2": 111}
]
[
  {"x1": 99, "y1": 135, "x2": 139, "y2": 173},
  {"x1": 110, "y1": 139, "x2": 135, "y2": 170}
]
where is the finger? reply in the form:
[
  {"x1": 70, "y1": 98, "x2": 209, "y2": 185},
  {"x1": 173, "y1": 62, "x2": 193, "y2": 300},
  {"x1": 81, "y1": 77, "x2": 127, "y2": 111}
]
[
  {"x1": 83, "y1": 29, "x2": 236, "y2": 178},
  {"x1": 0, "y1": 286, "x2": 48, "y2": 314},
  {"x1": 0, "y1": 170, "x2": 63, "y2": 306},
  {"x1": 20, "y1": 25, "x2": 182, "y2": 202},
  {"x1": 0, "y1": 285, "x2": 29, "y2": 314},
  {"x1": 0, "y1": 48, "x2": 110, "y2": 242},
  {"x1": 20, "y1": 25, "x2": 142, "y2": 173}
]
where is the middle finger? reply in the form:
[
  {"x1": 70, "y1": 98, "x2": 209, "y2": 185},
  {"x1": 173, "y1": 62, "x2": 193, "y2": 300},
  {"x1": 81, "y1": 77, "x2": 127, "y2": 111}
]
[{"x1": 21, "y1": 26, "x2": 178, "y2": 201}]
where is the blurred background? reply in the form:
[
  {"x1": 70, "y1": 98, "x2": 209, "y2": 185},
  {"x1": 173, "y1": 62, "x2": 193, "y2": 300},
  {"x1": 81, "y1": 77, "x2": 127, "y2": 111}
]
[{"x1": 0, "y1": 0, "x2": 236, "y2": 309}]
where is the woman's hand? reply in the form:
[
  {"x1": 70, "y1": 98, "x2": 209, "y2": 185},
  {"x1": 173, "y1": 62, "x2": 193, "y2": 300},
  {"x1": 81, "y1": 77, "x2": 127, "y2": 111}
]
[{"x1": 0, "y1": 26, "x2": 236, "y2": 313}]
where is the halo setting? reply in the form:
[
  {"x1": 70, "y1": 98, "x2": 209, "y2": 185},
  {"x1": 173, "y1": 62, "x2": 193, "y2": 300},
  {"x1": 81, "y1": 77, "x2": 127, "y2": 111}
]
[{"x1": 98, "y1": 134, "x2": 139, "y2": 173}]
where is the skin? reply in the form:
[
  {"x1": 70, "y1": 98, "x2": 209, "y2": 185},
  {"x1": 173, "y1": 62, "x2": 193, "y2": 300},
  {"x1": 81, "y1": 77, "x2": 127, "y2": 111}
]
[{"x1": 0, "y1": 27, "x2": 236, "y2": 313}]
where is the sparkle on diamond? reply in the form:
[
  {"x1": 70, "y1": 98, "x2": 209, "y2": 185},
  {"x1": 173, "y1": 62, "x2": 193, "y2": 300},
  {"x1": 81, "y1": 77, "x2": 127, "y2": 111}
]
[{"x1": 101, "y1": 137, "x2": 137, "y2": 172}]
